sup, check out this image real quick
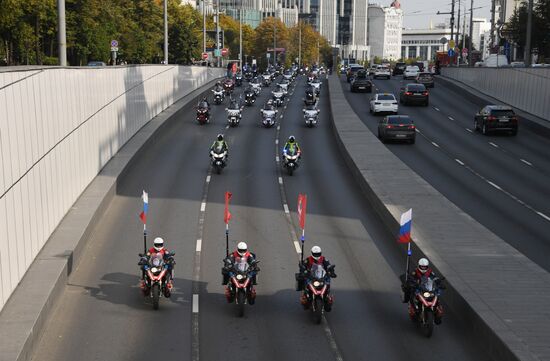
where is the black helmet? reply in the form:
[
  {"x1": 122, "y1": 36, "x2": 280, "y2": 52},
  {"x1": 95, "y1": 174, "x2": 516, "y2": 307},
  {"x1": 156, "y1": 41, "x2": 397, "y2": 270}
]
[
  {"x1": 288, "y1": 135, "x2": 295, "y2": 143},
  {"x1": 217, "y1": 134, "x2": 224, "y2": 141}
]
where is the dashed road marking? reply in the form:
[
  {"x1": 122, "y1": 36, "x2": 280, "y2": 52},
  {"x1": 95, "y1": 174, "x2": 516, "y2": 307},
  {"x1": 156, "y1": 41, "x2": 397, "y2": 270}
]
[
  {"x1": 283, "y1": 204, "x2": 290, "y2": 214},
  {"x1": 195, "y1": 238, "x2": 202, "y2": 252},
  {"x1": 487, "y1": 181, "x2": 502, "y2": 190},
  {"x1": 323, "y1": 318, "x2": 345, "y2": 361},
  {"x1": 293, "y1": 240, "x2": 302, "y2": 254},
  {"x1": 520, "y1": 159, "x2": 533, "y2": 166},
  {"x1": 431, "y1": 141, "x2": 440, "y2": 148},
  {"x1": 489, "y1": 142, "x2": 499, "y2": 148},
  {"x1": 275, "y1": 139, "x2": 279, "y2": 145},
  {"x1": 415, "y1": 129, "x2": 421, "y2": 133},
  {"x1": 278, "y1": 176, "x2": 283, "y2": 184},
  {"x1": 280, "y1": 114, "x2": 284, "y2": 119},
  {"x1": 448, "y1": 116, "x2": 454, "y2": 120},
  {"x1": 192, "y1": 294, "x2": 199, "y2": 313},
  {"x1": 466, "y1": 128, "x2": 473, "y2": 133},
  {"x1": 434, "y1": 107, "x2": 440, "y2": 111},
  {"x1": 455, "y1": 159, "x2": 465, "y2": 166},
  {"x1": 200, "y1": 202, "x2": 206, "y2": 212},
  {"x1": 276, "y1": 156, "x2": 280, "y2": 162},
  {"x1": 206, "y1": 175, "x2": 211, "y2": 183},
  {"x1": 537, "y1": 211, "x2": 550, "y2": 222}
]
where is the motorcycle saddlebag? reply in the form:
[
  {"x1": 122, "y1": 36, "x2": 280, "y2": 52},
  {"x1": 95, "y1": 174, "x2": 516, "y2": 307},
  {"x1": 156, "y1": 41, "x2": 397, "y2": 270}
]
[{"x1": 295, "y1": 273, "x2": 305, "y2": 291}]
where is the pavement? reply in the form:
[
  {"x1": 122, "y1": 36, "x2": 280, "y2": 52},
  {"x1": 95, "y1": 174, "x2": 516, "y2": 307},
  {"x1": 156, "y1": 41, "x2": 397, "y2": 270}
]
[
  {"x1": 341, "y1": 75, "x2": 550, "y2": 273},
  {"x1": 27, "y1": 76, "x2": 488, "y2": 361},
  {"x1": 330, "y1": 74, "x2": 550, "y2": 361}
]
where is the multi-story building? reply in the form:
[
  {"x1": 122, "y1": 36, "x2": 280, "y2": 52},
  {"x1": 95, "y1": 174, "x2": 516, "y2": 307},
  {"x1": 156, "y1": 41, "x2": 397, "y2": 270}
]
[
  {"x1": 401, "y1": 28, "x2": 453, "y2": 61},
  {"x1": 367, "y1": 1, "x2": 403, "y2": 61},
  {"x1": 337, "y1": 0, "x2": 370, "y2": 61}
]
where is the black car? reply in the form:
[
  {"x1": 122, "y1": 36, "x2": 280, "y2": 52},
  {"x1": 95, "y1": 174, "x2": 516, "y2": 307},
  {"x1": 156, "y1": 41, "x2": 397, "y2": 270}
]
[
  {"x1": 378, "y1": 115, "x2": 416, "y2": 143},
  {"x1": 416, "y1": 72, "x2": 434, "y2": 88},
  {"x1": 474, "y1": 105, "x2": 518, "y2": 136},
  {"x1": 399, "y1": 84, "x2": 429, "y2": 106},
  {"x1": 350, "y1": 70, "x2": 372, "y2": 93},
  {"x1": 346, "y1": 64, "x2": 365, "y2": 82},
  {"x1": 392, "y1": 62, "x2": 406, "y2": 75}
]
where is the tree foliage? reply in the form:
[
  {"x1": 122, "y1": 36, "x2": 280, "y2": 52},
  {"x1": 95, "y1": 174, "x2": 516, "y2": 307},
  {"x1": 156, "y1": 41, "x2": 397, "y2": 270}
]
[{"x1": 504, "y1": 0, "x2": 550, "y2": 60}]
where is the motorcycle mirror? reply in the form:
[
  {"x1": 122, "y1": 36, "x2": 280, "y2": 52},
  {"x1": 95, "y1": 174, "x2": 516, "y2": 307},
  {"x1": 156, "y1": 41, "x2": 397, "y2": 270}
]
[
  {"x1": 170, "y1": 251, "x2": 176, "y2": 256},
  {"x1": 138, "y1": 253, "x2": 144, "y2": 257}
]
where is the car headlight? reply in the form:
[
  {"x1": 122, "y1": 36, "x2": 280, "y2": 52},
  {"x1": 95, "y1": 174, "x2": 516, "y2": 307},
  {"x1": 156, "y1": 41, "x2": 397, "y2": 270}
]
[{"x1": 423, "y1": 292, "x2": 431, "y2": 298}]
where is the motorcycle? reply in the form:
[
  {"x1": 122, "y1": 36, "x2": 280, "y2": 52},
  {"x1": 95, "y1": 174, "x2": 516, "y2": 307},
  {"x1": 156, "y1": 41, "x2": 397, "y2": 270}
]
[
  {"x1": 226, "y1": 107, "x2": 242, "y2": 127},
  {"x1": 235, "y1": 73, "x2": 243, "y2": 87},
  {"x1": 272, "y1": 91, "x2": 285, "y2": 107},
  {"x1": 210, "y1": 147, "x2": 228, "y2": 174},
  {"x1": 212, "y1": 89, "x2": 224, "y2": 105},
  {"x1": 282, "y1": 147, "x2": 301, "y2": 176},
  {"x1": 300, "y1": 264, "x2": 335, "y2": 324},
  {"x1": 196, "y1": 106, "x2": 210, "y2": 125},
  {"x1": 303, "y1": 108, "x2": 319, "y2": 127},
  {"x1": 139, "y1": 252, "x2": 175, "y2": 310},
  {"x1": 262, "y1": 74, "x2": 272, "y2": 87},
  {"x1": 303, "y1": 90, "x2": 317, "y2": 105},
  {"x1": 244, "y1": 71, "x2": 253, "y2": 82},
  {"x1": 261, "y1": 108, "x2": 277, "y2": 128},
  {"x1": 250, "y1": 81, "x2": 262, "y2": 96},
  {"x1": 244, "y1": 91, "x2": 256, "y2": 106},
  {"x1": 310, "y1": 81, "x2": 321, "y2": 96},
  {"x1": 224, "y1": 258, "x2": 259, "y2": 317},
  {"x1": 402, "y1": 275, "x2": 445, "y2": 338},
  {"x1": 223, "y1": 80, "x2": 235, "y2": 95}
]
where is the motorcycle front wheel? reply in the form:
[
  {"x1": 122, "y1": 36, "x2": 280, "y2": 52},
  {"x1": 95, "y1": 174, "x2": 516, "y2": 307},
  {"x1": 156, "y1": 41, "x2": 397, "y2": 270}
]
[
  {"x1": 287, "y1": 167, "x2": 294, "y2": 176},
  {"x1": 423, "y1": 311, "x2": 434, "y2": 338},
  {"x1": 312, "y1": 297, "x2": 323, "y2": 324},
  {"x1": 152, "y1": 284, "x2": 160, "y2": 310},
  {"x1": 236, "y1": 289, "x2": 246, "y2": 317}
]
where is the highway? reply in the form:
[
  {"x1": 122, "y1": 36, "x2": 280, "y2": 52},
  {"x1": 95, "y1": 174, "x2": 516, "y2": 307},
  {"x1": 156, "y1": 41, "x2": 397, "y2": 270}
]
[
  {"x1": 32, "y1": 75, "x2": 489, "y2": 361},
  {"x1": 341, "y1": 75, "x2": 550, "y2": 272}
]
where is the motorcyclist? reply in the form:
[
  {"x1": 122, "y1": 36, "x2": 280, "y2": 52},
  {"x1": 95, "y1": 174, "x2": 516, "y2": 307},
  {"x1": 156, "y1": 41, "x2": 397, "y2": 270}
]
[
  {"x1": 263, "y1": 101, "x2": 275, "y2": 112},
  {"x1": 138, "y1": 237, "x2": 175, "y2": 289},
  {"x1": 214, "y1": 81, "x2": 223, "y2": 92},
  {"x1": 222, "y1": 242, "x2": 260, "y2": 303},
  {"x1": 198, "y1": 97, "x2": 210, "y2": 112},
  {"x1": 403, "y1": 258, "x2": 444, "y2": 324},
  {"x1": 298, "y1": 246, "x2": 336, "y2": 308},
  {"x1": 210, "y1": 134, "x2": 228, "y2": 156},
  {"x1": 283, "y1": 135, "x2": 301, "y2": 157}
]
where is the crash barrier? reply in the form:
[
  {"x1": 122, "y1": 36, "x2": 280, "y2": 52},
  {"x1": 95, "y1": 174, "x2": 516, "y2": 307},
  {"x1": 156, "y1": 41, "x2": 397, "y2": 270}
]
[
  {"x1": 441, "y1": 67, "x2": 550, "y2": 121},
  {"x1": 327, "y1": 74, "x2": 550, "y2": 361},
  {"x1": 0, "y1": 66, "x2": 223, "y2": 312}
]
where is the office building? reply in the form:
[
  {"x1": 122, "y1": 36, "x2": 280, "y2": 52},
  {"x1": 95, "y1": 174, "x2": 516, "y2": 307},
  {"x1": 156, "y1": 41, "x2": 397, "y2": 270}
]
[{"x1": 368, "y1": 1, "x2": 403, "y2": 61}]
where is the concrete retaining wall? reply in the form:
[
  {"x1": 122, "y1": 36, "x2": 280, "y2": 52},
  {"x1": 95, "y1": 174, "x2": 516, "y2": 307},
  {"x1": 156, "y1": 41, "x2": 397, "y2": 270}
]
[
  {"x1": 327, "y1": 74, "x2": 550, "y2": 361},
  {"x1": 441, "y1": 67, "x2": 550, "y2": 121},
  {"x1": 0, "y1": 66, "x2": 223, "y2": 311}
]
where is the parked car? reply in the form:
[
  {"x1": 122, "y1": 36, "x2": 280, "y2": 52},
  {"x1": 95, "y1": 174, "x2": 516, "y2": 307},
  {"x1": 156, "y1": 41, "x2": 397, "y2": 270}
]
[
  {"x1": 370, "y1": 93, "x2": 398, "y2": 114},
  {"x1": 416, "y1": 72, "x2": 434, "y2": 88},
  {"x1": 403, "y1": 65, "x2": 420, "y2": 79},
  {"x1": 399, "y1": 83, "x2": 429, "y2": 106},
  {"x1": 373, "y1": 66, "x2": 391, "y2": 79},
  {"x1": 378, "y1": 115, "x2": 416, "y2": 144},
  {"x1": 350, "y1": 70, "x2": 373, "y2": 92},
  {"x1": 393, "y1": 62, "x2": 406, "y2": 75},
  {"x1": 346, "y1": 64, "x2": 365, "y2": 82},
  {"x1": 474, "y1": 105, "x2": 518, "y2": 136}
]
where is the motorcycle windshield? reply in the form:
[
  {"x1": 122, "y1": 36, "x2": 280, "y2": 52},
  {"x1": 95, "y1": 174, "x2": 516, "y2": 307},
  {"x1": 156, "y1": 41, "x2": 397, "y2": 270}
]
[
  {"x1": 311, "y1": 264, "x2": 326, "y2": 280},
  {"x1": 420, "y1": 277, "x2": 435, "y2": 292},
  {"x1": 235, "y1": 259, "x2": 249, "y2": 273},
  {"x1": 151, "y1": 254, "x2": 164, "y2": 267},
  {"x1": 214, "y1": 145, "x2": 224, "y2": 153}
]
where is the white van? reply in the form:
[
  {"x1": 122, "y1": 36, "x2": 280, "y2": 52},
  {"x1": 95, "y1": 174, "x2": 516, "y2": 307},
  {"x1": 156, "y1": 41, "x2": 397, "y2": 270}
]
[{"x1": 482, "y1": 55, "x2": 509, "y2": 67}]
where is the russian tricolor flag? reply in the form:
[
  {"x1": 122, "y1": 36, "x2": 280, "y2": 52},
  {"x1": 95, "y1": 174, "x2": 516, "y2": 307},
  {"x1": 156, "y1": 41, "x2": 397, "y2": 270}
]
[
  {"x1": 139, "y1": 190, "x2": 148, "y2": 224},
  {"x1": 398, "y1": 208, "x2": 412, "y2": 243}
]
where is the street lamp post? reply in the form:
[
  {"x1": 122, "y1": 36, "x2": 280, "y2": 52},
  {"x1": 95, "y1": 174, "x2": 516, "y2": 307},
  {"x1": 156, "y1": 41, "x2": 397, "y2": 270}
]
[
  {"x1": 57, "y1": 0, "x2": 67, "y2": 66},
  {"x1": 525, "y1": 0, "x2": 533, "y2": 65},
  {"x1": 239, "y1": 5, "x2": 243, "y2": 69},
  {"x1": 468, "y1": 0, "x2": 474, "y2": 66},
  {"x1": 164, "y1": 0, "x2": 168, "y2": 65},
  {"x1": 273, "y1": 23, "x2": 277, "y2": 66},
  {"x1": 298, "y1": 21, "x2": 302, "y2": 67}
]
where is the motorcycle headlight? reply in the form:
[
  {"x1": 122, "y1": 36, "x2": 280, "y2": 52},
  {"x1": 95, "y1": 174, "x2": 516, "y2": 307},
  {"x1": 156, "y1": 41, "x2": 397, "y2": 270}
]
[
  {"x1": 313, "y1": 281, "x2": 321, "y2": 287},
  {"x1": 423, "y1": 292, "x2": 431, "y2": 298},
  {"x1": 151, "y1": 267, "x2": 158, "y2": 273},
  {"x1": 236, "y1": 274, "x2": 244, "y2": 280}
]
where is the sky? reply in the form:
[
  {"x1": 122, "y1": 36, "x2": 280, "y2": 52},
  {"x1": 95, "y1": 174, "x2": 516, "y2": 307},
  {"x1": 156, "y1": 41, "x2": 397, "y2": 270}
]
[{"x1": 398, "y1": 0, "x2": 493, "y2": 29}]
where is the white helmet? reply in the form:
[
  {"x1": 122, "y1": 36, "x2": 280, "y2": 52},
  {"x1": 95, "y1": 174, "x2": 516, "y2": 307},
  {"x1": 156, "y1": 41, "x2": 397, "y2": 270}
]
[
  {"x1": 418, "y1": 258, "x2": 429, "y2": 273},
  {"x1": 311, "y1": 246, "x2": 322, "y2": 260},
  {"x1": 153, "y1": 237, "x2": 165, "y2": 252},
  {"x1": 237, "y1": 242, "x2": 248, "y2": 256}
]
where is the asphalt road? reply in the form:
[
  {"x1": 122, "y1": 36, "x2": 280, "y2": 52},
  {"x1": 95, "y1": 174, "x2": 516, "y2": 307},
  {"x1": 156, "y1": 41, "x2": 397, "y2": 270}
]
[
  {"x1": 341, "y1": 75, "x2": 550, "y2": 272},
  {"x1": 32, "y1": 76, "x2": 489, "y2": 361}
]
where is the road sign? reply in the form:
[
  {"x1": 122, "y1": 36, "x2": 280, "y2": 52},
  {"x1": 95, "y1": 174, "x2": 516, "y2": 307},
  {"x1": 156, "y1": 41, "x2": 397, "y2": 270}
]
[
  {"x1": 214, "y1": 49, "x2": 221, "y2": 57},
  {"x1": 440, "y1": 37, "x2": 448, "y2": 44},
  {"x1": 449, "y1": 39, "x2": 455, "y2": 48},
  {"x1": 266, "y1": 53, "x2": 271, "y2": 59},
  {"x1": 448, "y1": 48, "x2": 455, "y2": 57},
  {"x1": 111, "y1": 40, "x2": 118, "y2": 47},
  {"x1": 221, "y1": 48, "x2": 228, "y2": 56},
  {"x1": 202, "y1": 52, "x2": 208, "y2": 60},
  {"x1": 110, "y1": 47, "x2": 119, "y2": 52}
]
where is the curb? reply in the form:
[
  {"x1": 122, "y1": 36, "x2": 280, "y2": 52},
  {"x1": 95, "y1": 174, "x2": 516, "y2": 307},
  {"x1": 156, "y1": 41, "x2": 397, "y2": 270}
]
[
  {"x1": 326, "y1": 74, "x2": 540, "y2": 361},
  {"x1": 0, "y1": 76, "x2": 222, "y2": 361}
]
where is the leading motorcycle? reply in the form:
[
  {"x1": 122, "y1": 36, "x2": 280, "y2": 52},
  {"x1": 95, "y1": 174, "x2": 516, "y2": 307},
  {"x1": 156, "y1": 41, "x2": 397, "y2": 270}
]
[
  {"x1": 402, "y1": 275, "x2": 445, "y2": 338},
  {"x1": 138, "y1": 252, "x2": 175, "y2": 310},
  {"x1": 224, "y1": 258, "x2": 259, "y2": 317},
  {"x1": 299, "y1": 264, "x2": 335, "y2": 324},
  {"x1": 210, "y1": 146, "x2": 228, "y2": 174},
  {"x1": 282, "y1": 147, "x2": 301, "y2": 176}
]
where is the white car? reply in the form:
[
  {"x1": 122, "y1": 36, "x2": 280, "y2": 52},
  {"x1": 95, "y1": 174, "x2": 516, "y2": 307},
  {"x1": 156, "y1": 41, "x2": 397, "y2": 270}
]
[
  {"x1": 403, "y1": 66, "x2": 420, "y2": 79},
  {"x1": 373, "y1": 66, "x2": 391, "y2": 79},
  {"x1": 369, "y1": 93, "x2": 398, "y2": 115}
]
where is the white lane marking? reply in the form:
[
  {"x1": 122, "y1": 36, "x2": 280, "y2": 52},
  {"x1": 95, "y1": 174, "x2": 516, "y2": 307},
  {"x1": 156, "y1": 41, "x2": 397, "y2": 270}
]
[
  {"x1": 275, "y1": 139, "x2": 279, "y2": 145},
  {"x1": 195, "y1": 239, "x2": 202, "y2": 252},
  {"x1": 192, "y1": 294, "x2": 199, "y2": 313},
  {"x1": 434, "y1": 107, "x2": 440, "y2": 111},
  {"x1": 277, "y1": 125, "x2": 281, "y2": 131},
  {"x1": 466, "y1": 128, "x2": 473, "y2": 133},
  {"x1": 200, "y1": 202, "x2": 206, "y2": 212},
  {"x1": 448, "y1": 116, "x2": 454, "y2": 120},
  {"x1": 455, "y1": 159, "x2": 465, "y2": 166},
  {"x1": 537, "y1": 211, "x2": 550, "y2": 222},
  {"x1": 294, "y1": 241, "x2": 302, "y2": 254},
  {"x1": 284, "y1": 105, "x2": 288, "y2": 109},
  {"x1": 280, "y1": 114, "x2": 284, "y2": 119},
  {"x1": 431, "y1": 142, "x2": 440, "y2": 148},
  {"x1": 415, "y1": 129, "x2": 421, "y2": 133},
  {"x1": 323, "y1": 318, "x2": 345, "y2": 361},
  {"x1": 225, "y1": 125, "x2": 230, "y2": 129},
  {"x1": 489, "y1": 142, "x2": 499, "y2": 148},
  {"x1": 521, "y1": 159, "x2": 533, "y2": 166},
  {"x1": 283, "y1": 204, "x2": 290, "y2": 214},
  {"x1": 487, "y1": 181, "x2": 502, "y2": 190},
  {"x1": 206, "y1": 175, "x2": 211, "y2": 183},
  {"x1": 276, "y1": 156, "x2": 280, "y2": 162},
  {"x1": 278, "y1": 177, "x2": 283, "y2": 184}
]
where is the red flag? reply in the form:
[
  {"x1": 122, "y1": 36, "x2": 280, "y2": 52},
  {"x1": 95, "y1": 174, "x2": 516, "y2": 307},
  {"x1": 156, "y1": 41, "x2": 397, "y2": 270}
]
[
  {"x1": 224, "y1": 192, "x2": 232, "y2": 224},
  {"x1": 139, "y1": 211, "x2": 146, "y2": 224},
  {"x1": 297, "y1": 194, "x2": 307, "y2": 229}
]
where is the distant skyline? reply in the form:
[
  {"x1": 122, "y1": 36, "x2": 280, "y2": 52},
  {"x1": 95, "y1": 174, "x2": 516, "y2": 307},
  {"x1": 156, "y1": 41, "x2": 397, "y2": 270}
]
[{"x1": 397, "y1": 0, "x2": 493, "y2": 29}]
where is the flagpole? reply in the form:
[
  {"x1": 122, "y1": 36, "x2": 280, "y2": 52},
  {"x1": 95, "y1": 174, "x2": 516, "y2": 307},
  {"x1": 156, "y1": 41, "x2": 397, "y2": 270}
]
[
  {"x1": 300, "y1": 229, "x2": 305, "y2": 263},
  {"x1": 143, "y1": 223, "x2": 147, "y2": 254},
  {"x1": 405, "y1": 242, "x2": 411, "y2": 283},
  {"x1": 225, "y1": 223, "x2": 229, "y2": 257}
]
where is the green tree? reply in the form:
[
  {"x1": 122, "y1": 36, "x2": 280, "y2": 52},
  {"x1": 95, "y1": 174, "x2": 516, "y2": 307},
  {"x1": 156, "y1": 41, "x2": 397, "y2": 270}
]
[
  {"x1": 251, "y1": 17, "x2": 288, "y2": 68},
  {"x1": 168, "y1": 2, "x2": 201, "y2": 64}
]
